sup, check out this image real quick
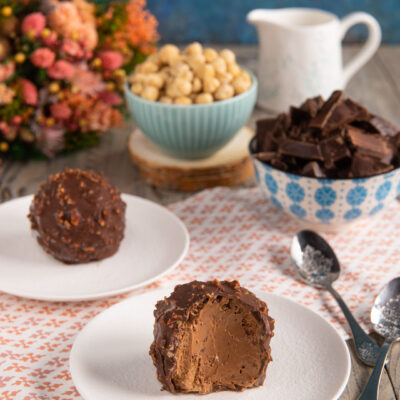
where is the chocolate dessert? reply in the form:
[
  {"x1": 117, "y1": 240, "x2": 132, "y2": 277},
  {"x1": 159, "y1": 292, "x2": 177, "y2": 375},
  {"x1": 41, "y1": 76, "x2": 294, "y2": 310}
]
[
  {"x1": 254, "y1": 90, "x2": 400, "y2": 178},
  {"x1": 150, "y1": 280, "x2": 275, "y2": 394},
  {"x1": 28, "y1": 169, "x2": 126, "y2": 264}
]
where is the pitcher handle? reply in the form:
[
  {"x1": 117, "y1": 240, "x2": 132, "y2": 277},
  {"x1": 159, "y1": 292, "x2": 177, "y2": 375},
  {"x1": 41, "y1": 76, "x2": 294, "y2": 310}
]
[{"x1": 340, "y1": 12, "x2": 381, "y2": 87}]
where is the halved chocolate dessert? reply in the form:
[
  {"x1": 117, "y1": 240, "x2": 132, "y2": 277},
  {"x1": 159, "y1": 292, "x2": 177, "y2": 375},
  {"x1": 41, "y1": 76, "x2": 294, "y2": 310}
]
[
  {"x1": 150, "y1": 280, "x2": 275, "y2": 394},
  {"x1": 28, "y1": 168, "x2": 126, "y2": 264}
]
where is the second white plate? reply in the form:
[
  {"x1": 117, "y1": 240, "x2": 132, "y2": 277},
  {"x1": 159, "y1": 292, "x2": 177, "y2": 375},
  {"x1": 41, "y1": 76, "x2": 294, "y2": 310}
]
[
  {"x1": 0, "y1": 195, "x2": 189, "y2": 301},
  {"x1": 70, "y1": 288, "x2": 351, "y2": 400}
]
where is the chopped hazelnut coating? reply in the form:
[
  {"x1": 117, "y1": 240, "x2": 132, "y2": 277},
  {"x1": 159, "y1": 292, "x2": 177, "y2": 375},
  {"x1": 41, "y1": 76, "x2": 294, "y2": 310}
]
[
  {"x1": 28, "y1": 169, "x2": 126, "y2": 264},
  {"x1": 129, "y1": 43, "x2": 252, "y2": 103}
]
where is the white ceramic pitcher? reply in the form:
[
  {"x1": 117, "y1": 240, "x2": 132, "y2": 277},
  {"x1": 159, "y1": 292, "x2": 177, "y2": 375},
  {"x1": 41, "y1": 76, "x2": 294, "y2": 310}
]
[{"x1": 247, "y1": 8, "x2": 381, "y2": 112}]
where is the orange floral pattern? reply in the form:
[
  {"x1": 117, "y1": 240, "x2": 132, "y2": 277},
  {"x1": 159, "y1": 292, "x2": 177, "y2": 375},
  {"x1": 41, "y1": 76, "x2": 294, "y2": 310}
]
[
  {"x1": 104, "y1": 0, "x2": 158, "y2": 53},
  {"x1": 1, "y1": 187, "x2": 399, "y2": 398}
]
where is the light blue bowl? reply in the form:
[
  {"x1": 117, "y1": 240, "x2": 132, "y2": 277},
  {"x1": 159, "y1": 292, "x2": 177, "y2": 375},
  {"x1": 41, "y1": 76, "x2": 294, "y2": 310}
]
[
  {"x1": 250, "y1": 138, "x2": 400, "y2": 231},
  {"x1": 124, "y1": 69, "x2": 257, "y2": 159}
]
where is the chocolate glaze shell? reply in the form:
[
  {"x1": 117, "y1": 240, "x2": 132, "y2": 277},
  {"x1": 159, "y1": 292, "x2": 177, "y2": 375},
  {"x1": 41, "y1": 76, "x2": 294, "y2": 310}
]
[
  {"x1": 150, "y1": 280, "x2": 275, "y2": 394},
  {"x1": 28, "y1": 169, "x2": 126, "y2": 264}
]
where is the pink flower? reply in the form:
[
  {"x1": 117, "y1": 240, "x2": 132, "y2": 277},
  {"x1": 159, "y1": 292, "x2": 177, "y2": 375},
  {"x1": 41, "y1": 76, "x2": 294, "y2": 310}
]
[
  {"x1": 41, "y1": 31, "x2": 58, "y2": 47},
  {"x1": 37, "y1": 125, "x2": 66, "y2": 157},
  {"x1": 21, "y1": 12, "x2": 46, "y2": 37},
  {"x1": 61, "y1": 39, "x2": 84, "y2": 58},
  {"x1": 30, "y1": 48, "x2": 56, "y2": 69},
  {"x1": 98, "y1": 90, "x2": 123, "y2": 106},
  {"x1": 0, "y1": 121, "x2": 9, "y2": 134},
  {"x1": 70, "y1": 67, "x2": 105, "y2": 96},
  {"x1": 0, "y1": 62, "x2": 15, "y2": 82},
  {"x1": 47, "y1": 60, "x2": 75, "y2": 79},
  {"x1": 98, "y1": 51, "x2": 123, "y2": 70},
  {"x1": 50, "y1": 103, "x2": 72, "y2": 120},
  {"x1": 20, "y1": 79, "x2": 38, "y2": 106},
  {"x1": 11, "y1": 115, "x2": 22, "y2": 125}
]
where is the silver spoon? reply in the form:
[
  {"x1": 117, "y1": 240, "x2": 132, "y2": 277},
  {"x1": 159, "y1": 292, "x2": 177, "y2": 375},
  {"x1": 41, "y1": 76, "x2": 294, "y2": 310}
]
[
  {"x1": 358, "y1": 277, "x2": 400, "y2": 400},
  {"x1": 291, "y1": 230, "x2": 381, "y2": 366}
]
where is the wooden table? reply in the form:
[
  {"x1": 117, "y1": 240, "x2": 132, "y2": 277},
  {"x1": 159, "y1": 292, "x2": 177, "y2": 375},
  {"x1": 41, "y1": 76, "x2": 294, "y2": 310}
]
[{"x1": 0, "y1": 45, "x2": 399, "y2": 399}]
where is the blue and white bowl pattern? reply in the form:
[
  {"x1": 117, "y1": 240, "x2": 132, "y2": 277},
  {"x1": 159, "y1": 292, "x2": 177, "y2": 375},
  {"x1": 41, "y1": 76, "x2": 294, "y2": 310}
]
[{"x1": 252, "y1": 155, "x2": 400, "y2": 229}]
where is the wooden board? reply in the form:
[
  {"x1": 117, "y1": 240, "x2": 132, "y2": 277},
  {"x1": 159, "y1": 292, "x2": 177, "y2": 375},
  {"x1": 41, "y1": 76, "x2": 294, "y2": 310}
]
[{"x1": 128, "y1": 126, "x2": 255, "y2": 191}]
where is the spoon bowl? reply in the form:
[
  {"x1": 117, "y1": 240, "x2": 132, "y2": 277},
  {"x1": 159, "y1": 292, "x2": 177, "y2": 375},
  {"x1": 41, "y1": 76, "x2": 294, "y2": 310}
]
[
  {"x1": 371, "y1": 277, "x2": 400, "y2": 341},
  {"x1": 291, "y1": 230, "x2": 340, "y2": 287}
]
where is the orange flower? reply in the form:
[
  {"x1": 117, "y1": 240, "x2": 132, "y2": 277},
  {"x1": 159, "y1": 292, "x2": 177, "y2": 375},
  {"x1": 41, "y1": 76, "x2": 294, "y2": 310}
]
[
  {"x1": 73, "y1": 0, "x2": 96, "y2": 25},
  {"x1": 0, "y1": 83, "x2": 15, "y2": 104},
  {"x1": 48, "y1": 0, "x2": 98, "y2": 51},
  {"x1": 110, "y1": 0, "x2": 158, "y2": 54},
  {"x1": 65, "y1": 92, "x2": 122, "y2": 133},
  {"x1": 86, "y1": 100, "x2": 121, "y2": 132}
]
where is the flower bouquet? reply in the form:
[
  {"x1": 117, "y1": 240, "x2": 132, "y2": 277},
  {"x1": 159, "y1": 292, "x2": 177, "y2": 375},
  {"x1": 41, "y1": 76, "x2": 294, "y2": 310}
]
[{"x1": 0, "y1": 0, "x2": 158, "y2": 159}]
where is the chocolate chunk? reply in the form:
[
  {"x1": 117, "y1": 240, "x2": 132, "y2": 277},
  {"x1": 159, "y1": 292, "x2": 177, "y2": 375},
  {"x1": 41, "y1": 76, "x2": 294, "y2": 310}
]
[
  {"x1": 28, "y1": 169, "x2": 126, "y2": 264},
  {"x1": 256, "y1": 114, "x2": 288, "y2": 152},
  {"x1": 301, "y1": 161, "x2": 326, "y2": 177},
  {"x1": 253, "y1": 152, "x2": 276, "y2": 162},
  {"x1": 309, "y1": 90, "x2": 344, "y2": 129},
  {"x1": 290, "y1": 106, "x2": 310, "y2": 126},
  {"x1": 300, "y1": 96, "x2": 324, "y2": 118},
  {"x1": 254, "y1": 91, "x2": 400, "y2": 178},
  {"x1": 256, "y1": 118, "x2": 277, "y2": 152},
  {"x1": 320, "y1": 134, "x2": 351, "y2": 168},
  {"x1": 370, "y1": 115, "x2": 400, "y2": 137},
  {"x1": 351, "y1": 152, "x2": 393, "y2": 177},
  {"x1": 324, "y1": 99, "x2": 369, "y2": 132},
  {"x1": 279, "y1": 139, "x2": 323, "y2": 161},
  {"x1": 150, "y1": 280, "x2": 274, "y2": 394},
  {"x1": 347, "y1": 126, "x2": 393, "y2": 161},
  {"x1": 269, "y1": 157, "x2": 289, "y2": 171}
]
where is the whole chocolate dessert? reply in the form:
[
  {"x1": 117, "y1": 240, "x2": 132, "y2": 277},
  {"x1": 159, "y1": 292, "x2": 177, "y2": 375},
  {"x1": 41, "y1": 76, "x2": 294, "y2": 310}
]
[
  {"x1": 28, "y1": 169, "x2": 126, "y2": 264},
  {"x1": 150, "y1": 280, "x2": 275, "y2": 394},
  {"x1": 254, "y1": 90, "x2": 400, "y2": 178}
]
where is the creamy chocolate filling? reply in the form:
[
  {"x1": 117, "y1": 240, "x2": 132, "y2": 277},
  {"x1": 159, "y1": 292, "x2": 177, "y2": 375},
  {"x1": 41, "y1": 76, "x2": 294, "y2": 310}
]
[{"x1": 173, "y1": 297, "x2": 265, "y2": 393}]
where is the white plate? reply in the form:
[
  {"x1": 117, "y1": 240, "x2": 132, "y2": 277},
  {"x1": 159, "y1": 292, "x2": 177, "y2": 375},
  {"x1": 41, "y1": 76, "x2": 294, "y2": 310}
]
[
  {"x1": 70, "y1": 289, "x2": 351, "y2": 400},
  {"x1": 0, "y1": 195, "x2": 189, "y2": 301}
]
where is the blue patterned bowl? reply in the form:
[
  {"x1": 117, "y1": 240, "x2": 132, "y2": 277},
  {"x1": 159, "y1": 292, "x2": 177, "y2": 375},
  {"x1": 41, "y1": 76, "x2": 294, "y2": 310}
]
[
  {"x1": 250, "y1": 138, "x2": 400, "y2": 230},
  {"x1": 124, "y1": 69, "x2": 257, "y2": 159}
]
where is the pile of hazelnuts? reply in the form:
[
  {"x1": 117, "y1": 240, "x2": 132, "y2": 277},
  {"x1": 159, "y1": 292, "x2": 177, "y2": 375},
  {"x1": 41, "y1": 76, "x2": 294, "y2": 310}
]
[{"x1": 128, "y1": 42, "x2": 252, "y2": 105}]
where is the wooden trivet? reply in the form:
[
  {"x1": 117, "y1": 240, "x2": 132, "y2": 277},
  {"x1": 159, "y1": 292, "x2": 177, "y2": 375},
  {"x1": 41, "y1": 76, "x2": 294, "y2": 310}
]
[{"x1": 128, "y1": 126, "x2": 255, "y2": 191}]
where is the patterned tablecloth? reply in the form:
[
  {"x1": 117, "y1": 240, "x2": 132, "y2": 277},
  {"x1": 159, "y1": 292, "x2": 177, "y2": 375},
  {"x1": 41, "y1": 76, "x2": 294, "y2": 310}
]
[{"x1": 1, "y1": 187, "x2": 400, "y2": 399}]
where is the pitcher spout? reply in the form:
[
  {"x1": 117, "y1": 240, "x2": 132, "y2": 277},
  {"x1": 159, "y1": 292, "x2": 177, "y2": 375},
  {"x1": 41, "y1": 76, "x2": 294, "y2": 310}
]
[{"x1": 246, "y1": 9, "x2": 277, "y2": 27}]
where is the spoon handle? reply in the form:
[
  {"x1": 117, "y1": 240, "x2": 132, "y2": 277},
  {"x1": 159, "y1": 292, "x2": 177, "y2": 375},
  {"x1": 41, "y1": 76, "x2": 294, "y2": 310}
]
[
  {"x1": 358, "y1": 341, "x2": 392, "y2": 400},
  {"x1": 327, "y1": 285, "x2": 380, "y2": 366}
]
